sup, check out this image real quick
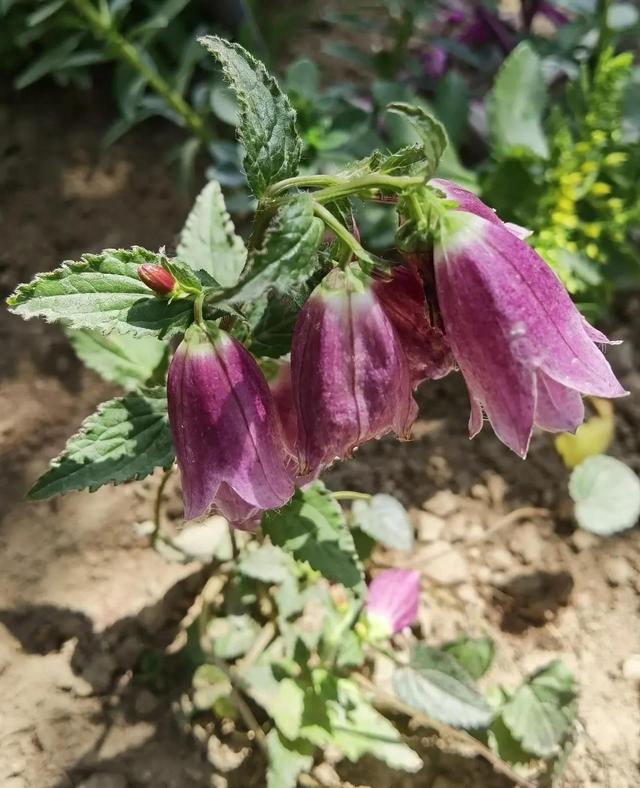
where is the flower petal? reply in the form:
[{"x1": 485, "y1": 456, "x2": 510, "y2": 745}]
[{"x1": 535, "y1": 372, "x2": 585, "y2": 433}]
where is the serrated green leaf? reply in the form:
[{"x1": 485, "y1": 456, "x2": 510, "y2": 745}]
[
  {"x1": 501, "y1": 661, "x2": 577, "y2": 757},
  {"x1": 237, "y1": 544, "x2": 291, "y2": 584},
  {"x1": 392, "y1": 644, "x2": 493, "y2": 729},
  {"x1": 198, "y1": 36, "x2": 302, "y2": 197},
  {"x1": 569, "y1": 454, "x2": 640, "y2": 535},
  {"x1": 177, "y1": 180, "x2": 247, "y2": 287},
  {"x1": 263, "y1": 483, "x2": 365, "y2": 593},
  {"x1": 161, "y1": 258, "x2": 203, "y2": 293},
  {"x1": 266, "y1": 730, "x2": 314, "y2": 788},
  {"x1": 28, "y1": 387, "x2": 174, "y2": 500},
  {"x1": 488, "y1": 42, "x2": 549, "y2": 159},
  {"x1": 351, "y1": 494, "x2": 414, "y2": 551},
  {"x1": 386, "y1": 102, "x2": 447, "y2": 178},
  {"x1": 7, "y1": 247, "x2": 192, "y2": 338},
  {"x1": 328, "y1": 679, "x2": 422, "y2": 772},
  {"x1": 227, "y1": 196, "x2": 323, "y2": 304},
  {"x1": 444, "y1": 636, "x2": 495, "y2": 681},
  {"x1": 66, "y1": 329, "x2": 167, "y2": 389}
]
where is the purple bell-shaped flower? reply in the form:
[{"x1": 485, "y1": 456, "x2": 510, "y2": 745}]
[
  {"x1": 167, "y1": 324, "x2": 294, "y2": 522},
  {"x1": 432, "y1": 186, "x2": 626, "y2": 457},
  {"x1": 291, "y1": 266, "x2": 418, "y2": 478}
]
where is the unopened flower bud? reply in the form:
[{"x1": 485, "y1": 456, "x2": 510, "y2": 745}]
[
  {"x1": 365, "y1": 569, "x2": 420, "y2": 637},
  {"x1": 138, "y1": 264, "x2": 176, "y2": 296}
]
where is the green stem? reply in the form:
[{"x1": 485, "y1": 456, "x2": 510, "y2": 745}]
[
  {"x1": 69, "y1": 0, "x2": 209, "y2": 145},
  {"x1": 194, "y1": 292, "x2": 205, "y2": 326},
  {"x1": 312, "y1": 202, "x2": 372, "y2": 264},
  {"x1": 151, "y1": 467, "x2": 173, "y2": 548},
  {"x1": 266, "y1": 174, "x2": 339, "y2": 198},
  {"x1": 594, "y1": 0, "x2": 611, "y2": 71},
  {"x1": 312, "y1": 174, "x2": 425, "y2": 205},
  {"x1": 331, "y1": 490, "x2": 372, "y2": 502}
]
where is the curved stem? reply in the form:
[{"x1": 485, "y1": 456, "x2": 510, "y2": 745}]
[
  {"x1": 312, "y1": 174, "x2": 426, "y2": 205},
  {"x1": 266, "y1": 174, "x2": 339, "y2": 198},
  {"x1": 69, "y1": 0, "x2": 210, "y2": 144},
  {"x1": 312, "y1": 202, "x2": 373, "y2": 265},
  {"x1": 151, "y1": 467, "x2": 174, "y2": 547},
  {"x1": 331, "y1": 490, "x2": 372, "y2": 502},
  {"x1": 194, "y1": 292, "x2": 205, "y2": 326}
]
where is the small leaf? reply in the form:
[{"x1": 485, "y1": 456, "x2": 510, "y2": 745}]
[
  {"x1": 263, "y1": 483, "x2": 365, "y2": 592},
  {"x1": 227, "y1": 196, "x2": 323, "y2": 304},
  {"x1": 444, "y1": 636, "x2": 495, "y2": 681},
  {"x1": 386, "y1": 102, "x2": 447, "y2": 178},
  {"x1": 329, "y1": 679, "x2": 422, "y2": 772},
  {"x1": 351, "y1": 494, "x2": 414, "y2": 551},
  {"x1": 501, "y1": 661, "x2": 577, "y2": 757},
  {"x1": 28, "y1": 388, "x2": 174, "y2": 500},
  {"x1": 7, "y1": 247, "x2": 192, "y2": 338},
  {"x1": 198, "y1": 36, "x2": 303, "y2": 197},
  {"x1": 66, "y1": 329, "x2": 167, "y2": 389},
  {"x1": 272, "y1": 678, "x2": 305, "y2": 740},
  {"x1": 569, "y1": 455, "x2": 640, "y2": 535},
  {"x1": 208, "y1": 614, "x2": 260, "y2": 660},
  {"x1": 488, "y1": 42, "x2": 549, "y2": 159},
  {"x1": 392, "y1": 644, "x2": 493, "y2": 729},
  {"x1": 238, "y1": 544, "x2": 291, "y2": 584},
  {"x1": 177, "y1": 180, "x2": 247, "y2": 287},
  {"x1": 266, "y1": 729, "x2": 314, "y2": 788}
]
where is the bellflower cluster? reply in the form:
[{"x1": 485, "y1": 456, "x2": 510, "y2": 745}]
[{"x1": 161, "y1": 174, "x2": 625, "y2": 526}]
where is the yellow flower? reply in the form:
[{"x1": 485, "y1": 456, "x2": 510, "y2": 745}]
[
  {"x1": 581, "y1": 161, "x2": 597, "y2": 174},
  {"x1": 552, "y1": 212, "x2": 578, "y2": 229},
  {"x1": 591, "y1": 130, "x2": 607, "y2": 145},
  {"x1": 607, "y1": 197, "x2": 624, "y2": 212},
  {"x1": 591, "y1": 182, "x2": 611, "y2": 196},
  {"x1": 584, "y1": 223, "x2": 602, "y2": 239},
  {"x1": 585, "y1": 243, "x2": 599, "y2": 259},
  {"x1": 604, "y1": 152, "x2": 627, "y2": 167}
]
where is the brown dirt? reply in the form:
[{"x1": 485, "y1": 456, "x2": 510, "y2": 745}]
[{"x1": 1, "y1": 84, "x2": 640, "y2": 788}]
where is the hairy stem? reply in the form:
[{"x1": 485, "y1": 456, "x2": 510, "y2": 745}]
[
  {"x1": 312, "y1": 202, "x2": 372, "y2": 264},
  {"x1": 69, "y1": 0, "x2": 210, "y2": 144}
]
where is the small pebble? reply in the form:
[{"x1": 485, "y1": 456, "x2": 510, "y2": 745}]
[
  {"x1": 412, "y1": 509, "x2": 445, "y2": 542},
  {"x1": 571, "y1": 529, "x2": 599, "y2": 551},
  {"x1": 422, "y1": 490, "x2": 458, "y2": 518},
  {"x1": 509, "y1": 522, "x2": 544, "y2": 564},
  {"x1": 622, "y1": 654, "x2": 640, "y2": 681},
  {"x1": 485, "y1": 546, "x2": 512, "y2": 571},
  {"x1": 421, "y1": 542, "x2": 469, "y2": 585},
  {"x1": 604, "y1": 556, "x2": 633, "y2": 587}
]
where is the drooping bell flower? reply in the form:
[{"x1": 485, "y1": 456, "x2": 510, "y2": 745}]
[
  {"x1": 365, "y1": 569, "x2": 420, "y2": 637},
  {"x1": 433, "y1": 203, "x2": 626, "y2": 457},
  {"x1": 291, "y1": 266, "x2": 418, "y2": 478},
  {"x1": 373, "y1": 263, "x2": 455, "y2": 385},
  {"x1": 167, "y1": 324, "x2": 294, "y2": 522}
]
